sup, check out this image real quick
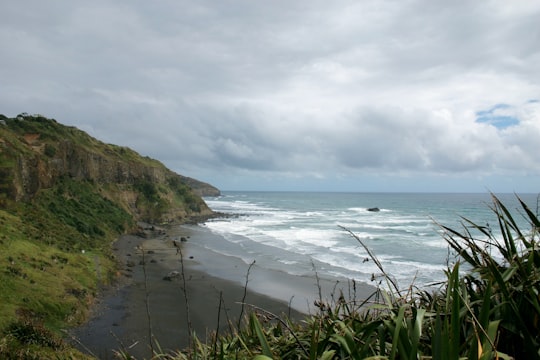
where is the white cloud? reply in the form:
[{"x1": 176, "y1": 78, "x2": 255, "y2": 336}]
[{"x1": 1, "y1": 0, "x2": 539, "y2": 192}]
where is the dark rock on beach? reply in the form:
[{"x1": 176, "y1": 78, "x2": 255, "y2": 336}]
[{"x1": 163, "y1": 270, "x2": 180, "y2": 281}]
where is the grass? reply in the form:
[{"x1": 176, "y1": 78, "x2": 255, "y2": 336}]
[
  {"x1": 440, "y1": 195, "x2": 540, "y2": 358},
  {"x1": 0, "y1": 177, "x2": 132, "y2": 358},
  {"x1": 2, "y1": 114, "x2": 151, "y2": 166},
  {"x1": 133, "y1": 194, "x2": 537, "y2": 360},
  {"x1": 0, "y1": 210, "x2": 104, "y2": 358}
]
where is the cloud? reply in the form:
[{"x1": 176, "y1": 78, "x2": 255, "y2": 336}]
[{"x1": 1, "y1": 0, "x2": 539, "y2": 191}]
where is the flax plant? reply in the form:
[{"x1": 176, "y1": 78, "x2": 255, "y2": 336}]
[{"x1": 439, "y1": 194, "x2": 540, "y2": 359}]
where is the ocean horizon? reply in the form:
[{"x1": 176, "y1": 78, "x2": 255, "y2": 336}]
[{"x1": 199, "y1": 191, "x2": 538, "y2": 291}]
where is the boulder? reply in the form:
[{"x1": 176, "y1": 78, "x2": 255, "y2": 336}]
[{"x1": 163, "y1": 270, "x2": 180, "y2": 281}]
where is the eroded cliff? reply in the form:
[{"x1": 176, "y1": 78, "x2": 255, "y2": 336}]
[{"x1": 0, "y1": 113, "x2": 220, "y2": 223}]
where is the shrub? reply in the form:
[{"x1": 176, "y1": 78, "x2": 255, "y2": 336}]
[
  {"x1": 43, "y1": 144, "x2": 56, "y2": 158},
  {"x1": 2, "y1": 316, "x2": 64, "y2": 350},
  {"x1": 440, "y1": 194, "x2": 540, "y2": 358}
]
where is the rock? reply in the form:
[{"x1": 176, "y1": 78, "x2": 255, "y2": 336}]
[
  {"x1": 136, "y1": 230, "x2": 149, "y2": 238},
  {"x1": 367, "y1": 207, "x2": 380, "y2": 212},
  {"x1": 163, "y1": 270, "x2": 180, "y2": 281}
]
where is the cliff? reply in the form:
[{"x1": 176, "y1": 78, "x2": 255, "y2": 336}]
[
  {"x1": 0, "y1": 113, "x2": 223, "y2": 357},
  {"x1": 0, "y1": 113, "x2": 220, "y2": 223}
]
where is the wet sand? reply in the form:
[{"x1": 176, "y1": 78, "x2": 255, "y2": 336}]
[{"x1": 70, "y1": 225, "x2": 376, "y2": 359}]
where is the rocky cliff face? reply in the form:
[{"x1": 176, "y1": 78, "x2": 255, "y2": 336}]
[{"x1": 0, "y1": 114, "x2": 220, "y2": 223}]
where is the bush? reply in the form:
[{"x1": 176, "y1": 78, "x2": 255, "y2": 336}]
[
  {"x1": 2, "y1": 317, "x2": 64, "y2": 350},
  {"x1": 43, "y1": 144, "x2": 56, "y2": 158},
  {"x1": 440, "y1": 195, "x2": 540, "y2": 358}
]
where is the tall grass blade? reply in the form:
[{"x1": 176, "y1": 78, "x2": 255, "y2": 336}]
[
  {"x1": 409, "y1": 308, "x2": 426, "y2": 360},
  {"x1": 432, "y1": 313, "x2": 448, "y2": 360},
  {"x1": 377, "y1": 322, "x2": 387, "y2": 357},
  {"x1": 340, "y1": 226, "x2": 401, "y2": 295},
  {"x1": 309, "y1": 323, "x2": 320, "y2": 360},
  {"x1": 320, "y1": 350, "x2": 336, "y2": 360},
  {"x1": 388, "y1": 306, "x2": 406, "y2": 360},
  {"x1": 250, "y1": 313, "x2": 273, "y2": 358},
  {"x1": 518, "y1": 196, "x2": 540, "y2": 229},
  {"x1": 449, "y1": 264, "x2": 461, "y2": 360},
  {"x1": 479, "y1": 320, "x2": 501, "y2": 360}
]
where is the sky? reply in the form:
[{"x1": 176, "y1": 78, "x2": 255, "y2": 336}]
[{"x1": 1, "y1": 1, "x2": 539, "y2": 193}]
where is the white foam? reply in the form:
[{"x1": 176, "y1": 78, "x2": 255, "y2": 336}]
[
  {"x1": 277, "y1": 259, "x2": 300, "y2": 266},
  {"x1": 424, "y1": 239, "x2": 449, "y2": 248},
  {"x1": 202, "y1": 192, "x2": 468, "y2": 288}
]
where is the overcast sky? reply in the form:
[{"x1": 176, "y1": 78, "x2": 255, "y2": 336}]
[{"x1": 1, "y1": 1, "x2": 539, "y2": 193}]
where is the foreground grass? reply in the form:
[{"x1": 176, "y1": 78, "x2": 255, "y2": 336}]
[
  {"x1": 0, "y1": 210, "x2": 103, "y2": 359},
  {"x1": 132, "y1": 194, "x2": 538, "y2": 360},
  {"x1": 0, "y1": 179, "x2": 133, "y2": 359}
]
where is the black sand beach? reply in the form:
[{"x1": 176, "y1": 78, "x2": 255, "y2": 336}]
[{"x1": 70, "y1": 225, "x2": 376, "y2": 359}]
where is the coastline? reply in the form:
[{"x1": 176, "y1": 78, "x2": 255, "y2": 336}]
[
  {"x1": 178, "y1": 224, "x2": 377, "y2": 314},
  {"x1": 70, "y1": 224, "x2": 377, "y2": 359}
]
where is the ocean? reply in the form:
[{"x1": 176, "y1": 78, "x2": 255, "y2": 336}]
[{"x1": 200, "y1": 192, "x2": 538, "y2": 291}]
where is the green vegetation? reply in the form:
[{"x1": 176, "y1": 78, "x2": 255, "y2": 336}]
[
  {"x1": 130, "y1": 176, "x2": 207, "y2": 222},
  {"x1": 138, "y1": 195, "x2": 537, "y2": 360},
  {"x1": 133, "y1": 178, "x2": 168, "y2": 222},
  {"x1": 0, "y1": 113, "x2": 215, "y2": 358},
  {"x1": 35, "y1": 178, "x2": 133, "y2": 246},
  {"x1": 0, "y1": 177, "x2": 131, "y2": 358},
  {"x1": 167, "y1": 176, "x2": 205, "y2": 213},
  {"x1": 4, "y1": 113, "x2": 94, "y2": 154},
  {"x1": 2, "y1": 113, "x2": 141, "y2": 164}
]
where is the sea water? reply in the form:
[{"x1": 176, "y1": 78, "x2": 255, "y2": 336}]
[{"x1": 200, "y1": 192, "x2": 538, "y2": 290}]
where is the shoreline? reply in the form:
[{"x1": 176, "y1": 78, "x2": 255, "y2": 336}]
[
  {"x1": 70, "y1": 223, "x2": 377, "y2": 359},
  {"x1": 177, "y1": 224, "x2": 377, "y2": 314}
]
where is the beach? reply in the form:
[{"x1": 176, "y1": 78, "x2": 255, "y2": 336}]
[{"x1": 70, "y1": 224, "x2": 376, "y2": 359}]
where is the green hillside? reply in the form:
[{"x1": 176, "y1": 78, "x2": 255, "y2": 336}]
[{"x1": 0, "y1": 113, "x2": 219, "y2": 358}]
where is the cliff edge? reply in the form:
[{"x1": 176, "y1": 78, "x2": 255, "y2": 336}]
[{"x1": 0, "y1": 113, "x2": 220, "y2": 223}]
